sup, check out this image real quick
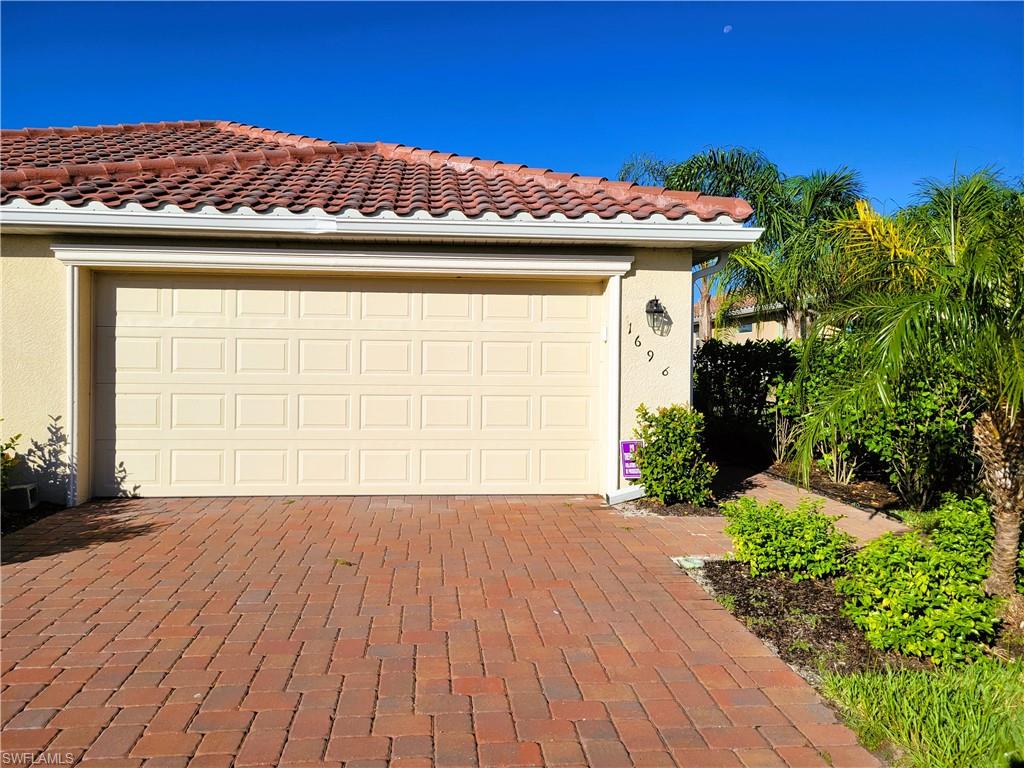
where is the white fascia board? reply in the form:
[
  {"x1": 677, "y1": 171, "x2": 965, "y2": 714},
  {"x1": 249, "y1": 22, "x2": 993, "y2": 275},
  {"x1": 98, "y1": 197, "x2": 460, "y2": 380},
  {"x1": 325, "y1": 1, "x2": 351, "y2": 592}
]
[
  {"x1": 51, "y1": 243, "x2": 635, "y2": 277},
  {"x1": 2, "y1": 198, "x2": 764, "y2": 249}
]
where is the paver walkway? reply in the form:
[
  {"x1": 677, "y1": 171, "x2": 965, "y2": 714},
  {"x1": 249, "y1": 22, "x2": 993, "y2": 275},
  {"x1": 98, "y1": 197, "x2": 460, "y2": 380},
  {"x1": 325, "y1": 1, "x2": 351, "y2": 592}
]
[
  {"x1": 634, "y1": 470, "x2": 907, "y2": 557},
  {"x1": 2, "y1": 495, "x2": 883, "y2": 767}
]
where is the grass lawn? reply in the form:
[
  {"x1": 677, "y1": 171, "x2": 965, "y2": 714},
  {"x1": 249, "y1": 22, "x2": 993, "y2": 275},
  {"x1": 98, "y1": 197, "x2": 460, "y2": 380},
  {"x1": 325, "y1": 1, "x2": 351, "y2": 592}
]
[{"x1": 823, "y1": 661, "x2": 1024, "y2": 768}]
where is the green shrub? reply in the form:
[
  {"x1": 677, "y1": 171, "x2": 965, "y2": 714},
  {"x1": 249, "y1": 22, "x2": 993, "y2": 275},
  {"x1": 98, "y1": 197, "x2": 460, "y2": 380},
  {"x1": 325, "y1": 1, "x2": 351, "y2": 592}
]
[
  {"x1": 837, "y1": 498, "x2": 1000, "y2": 665},
  {"x1": 912, "y1": 495, "x2": 1024, "y2": 597},
  {"x1": 722, "y1": 497, "x2": 854, "y2": 581},
  {"x1": 693, "y1": 339, "x2": 797, "y2": 464},
  {"x1": 781, "y1": 335, "x2": 978, "y2": 507},
  {"x1": 633, "y1": 404, "x2": 716, "y2": 505},
  {"x1": 1, "y1": 430, "x2": 21, "y2": 491},
  {"x1": 775, "y1": 338, "x2": 863, "y2": 480},
  {"x1": 823, "y1": 660, "x2": 1024, "y2": 768},
  {"x1": 925, "y1": 495, "x2": 993, "y2": 573},
  {"x1": 854, "y1": 367, "x2": 978, "y2": 510}
]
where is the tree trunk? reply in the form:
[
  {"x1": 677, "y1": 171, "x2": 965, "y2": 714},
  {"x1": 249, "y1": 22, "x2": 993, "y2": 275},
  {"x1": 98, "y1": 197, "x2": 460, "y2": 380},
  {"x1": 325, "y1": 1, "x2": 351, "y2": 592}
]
[
  {"x1": 785, "y1": 309, "x2": 805, "y2": 340},
  {"x1": 698, "y1": 287, "x2": 713, "y2": 342},
  {"x1": 974, "y1": 409, "x2": 1024, "y2": 621}
]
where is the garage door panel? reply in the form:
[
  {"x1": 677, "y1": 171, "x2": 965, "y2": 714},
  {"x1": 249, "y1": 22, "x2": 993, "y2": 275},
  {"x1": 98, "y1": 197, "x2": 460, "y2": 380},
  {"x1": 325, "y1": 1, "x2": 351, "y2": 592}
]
[
  {"x1": 94, "y1": 273, "x2": 604, "y2": 496},
  {"x1": 100, "y1": 388, "x2": 598, "y2": 443},
  {"x1": 94, "y1": 440, "x2": 601, "y2": 497},
  {"x1": 100, "y1": 275, "x2": 601, "y2": 331}
]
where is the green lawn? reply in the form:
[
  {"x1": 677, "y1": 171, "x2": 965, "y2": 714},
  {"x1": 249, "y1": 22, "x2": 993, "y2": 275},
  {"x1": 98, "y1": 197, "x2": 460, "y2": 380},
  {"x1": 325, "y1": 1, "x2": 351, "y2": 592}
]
[{"x1": 823, "y1": 660, "x2": 1024, "y2": 768}]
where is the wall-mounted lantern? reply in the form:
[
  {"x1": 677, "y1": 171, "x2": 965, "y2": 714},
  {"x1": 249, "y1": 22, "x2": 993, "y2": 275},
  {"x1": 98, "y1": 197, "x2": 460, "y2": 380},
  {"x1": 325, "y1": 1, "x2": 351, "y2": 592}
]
[{"x1": 645, "y1": 296, "x2": 672, "y2": 336}]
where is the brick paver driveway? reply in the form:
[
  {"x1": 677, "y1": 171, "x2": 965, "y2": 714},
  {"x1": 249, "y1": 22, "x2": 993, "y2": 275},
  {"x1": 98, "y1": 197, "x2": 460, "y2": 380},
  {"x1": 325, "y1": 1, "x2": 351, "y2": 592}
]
[{"x1": 1, "y1": 496, "x2": 879, "y2": 767}]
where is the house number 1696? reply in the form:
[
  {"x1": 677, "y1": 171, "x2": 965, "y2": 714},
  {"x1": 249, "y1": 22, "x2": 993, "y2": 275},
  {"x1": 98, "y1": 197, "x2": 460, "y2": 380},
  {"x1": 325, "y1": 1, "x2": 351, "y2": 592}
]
[{"x1": 626, "y1": 322, "x2": 669, "y2": 375}]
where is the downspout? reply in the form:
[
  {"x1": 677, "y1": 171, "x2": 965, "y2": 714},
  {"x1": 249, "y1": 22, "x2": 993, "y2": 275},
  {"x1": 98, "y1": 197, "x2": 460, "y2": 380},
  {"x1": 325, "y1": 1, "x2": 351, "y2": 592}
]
[{"x1": 692, "y1": 251, "x2": 729, "y2": 343}]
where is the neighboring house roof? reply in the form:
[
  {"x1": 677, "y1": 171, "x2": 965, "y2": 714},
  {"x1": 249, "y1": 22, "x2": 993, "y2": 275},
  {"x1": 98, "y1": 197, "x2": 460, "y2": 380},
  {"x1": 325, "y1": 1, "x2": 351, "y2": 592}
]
[
  {"x1": 692, "y1": 294, "x2": 784, "y2": 322},
  {"x1": 1, "y1": 121, "x2": 753, "y2": 223}
]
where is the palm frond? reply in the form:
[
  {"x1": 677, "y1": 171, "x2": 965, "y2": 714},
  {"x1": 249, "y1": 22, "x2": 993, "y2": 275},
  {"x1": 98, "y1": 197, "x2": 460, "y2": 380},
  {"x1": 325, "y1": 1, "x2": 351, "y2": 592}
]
[{"x1": 618, "y1": 153, "x2": 673, "y2": 186}]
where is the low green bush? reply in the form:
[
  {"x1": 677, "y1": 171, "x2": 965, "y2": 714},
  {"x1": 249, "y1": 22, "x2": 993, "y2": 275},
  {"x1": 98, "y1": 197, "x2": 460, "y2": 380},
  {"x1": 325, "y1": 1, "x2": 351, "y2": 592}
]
[
  {"x1": 855, "y1": 372, "x2": 978, "y2": 510},
  {"x1": 721, "y1": 497, "x2": 854, "y2": 582},
  {"x1": 633, "y1": 404, "x2": 716, "y2": 506},
  {"x1": 838, "y1": 496, "x2": 999, "y2": 665},
  {"x1": 823, "y1": 660, "x2": 1024, "y2": 768},
  {"x1": 924, "y1": 495, "x2": 993, "y2": 572}
]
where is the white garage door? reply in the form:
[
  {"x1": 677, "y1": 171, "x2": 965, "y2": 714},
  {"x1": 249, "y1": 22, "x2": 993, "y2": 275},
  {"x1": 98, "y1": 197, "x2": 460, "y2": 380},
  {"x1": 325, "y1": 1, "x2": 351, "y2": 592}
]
[{"x1": 93, "y1": 273, "x2": 605, "y2": 496}]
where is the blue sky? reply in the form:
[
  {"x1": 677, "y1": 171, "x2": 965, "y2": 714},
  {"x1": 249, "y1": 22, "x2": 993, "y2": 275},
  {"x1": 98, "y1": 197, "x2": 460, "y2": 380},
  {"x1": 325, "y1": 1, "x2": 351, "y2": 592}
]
[{"x1": 3, "y1": 2, "x2": 1020, "y2": 209}]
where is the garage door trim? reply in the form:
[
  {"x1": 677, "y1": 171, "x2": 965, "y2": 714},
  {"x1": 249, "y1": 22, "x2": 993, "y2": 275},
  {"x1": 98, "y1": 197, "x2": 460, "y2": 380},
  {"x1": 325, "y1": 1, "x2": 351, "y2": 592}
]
[
  {"x1": 56, "y1": 243, "x2": 630, "y2": 503},
  {"x1": 52, "y1": 243, "x2": 635, "y2": 278}
]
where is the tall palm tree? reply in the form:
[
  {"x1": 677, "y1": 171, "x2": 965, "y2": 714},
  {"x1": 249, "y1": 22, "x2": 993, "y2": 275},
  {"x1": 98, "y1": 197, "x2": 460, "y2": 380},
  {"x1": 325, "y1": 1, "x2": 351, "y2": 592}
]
[
  {"x1": 665, "y1": 149, "x2": 790, "y2": 341},
  {"x1": 769, "y1": 168, "x2": 866, "y2": 337},
  {"x1": 665, "y1": 147, "x2": 795, "y2": 256},
  {"x1": 621, "y1": 148, "x2": 863, "y2": 339},
  {"x1": 796, "y1": 171, "x2": 1024, "y2": 615}
]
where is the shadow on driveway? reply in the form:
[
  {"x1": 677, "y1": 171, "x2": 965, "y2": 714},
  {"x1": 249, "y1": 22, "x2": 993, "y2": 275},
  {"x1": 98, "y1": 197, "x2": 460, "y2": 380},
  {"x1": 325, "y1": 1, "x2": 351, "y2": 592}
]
[{"x1": 1, "y1": 499, "x2": 161, "y2": 565}]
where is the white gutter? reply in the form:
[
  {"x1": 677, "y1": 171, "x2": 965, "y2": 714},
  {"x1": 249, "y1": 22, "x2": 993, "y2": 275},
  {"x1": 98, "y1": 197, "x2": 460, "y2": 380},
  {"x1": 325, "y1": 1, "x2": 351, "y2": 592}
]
[
  {"x1": 1, "y1": 198, "x2": 764, "y2": 248},
  {"x1": 693, "y1": 252, "x2": 730, "y2": 281}
]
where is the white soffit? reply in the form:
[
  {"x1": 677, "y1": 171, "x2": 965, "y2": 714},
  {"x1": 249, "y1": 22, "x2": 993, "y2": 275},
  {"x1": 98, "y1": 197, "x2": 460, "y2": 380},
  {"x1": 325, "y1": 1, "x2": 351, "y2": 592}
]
[{"x1": 2, "y1": 198, "x2": 764, "y2": 249}]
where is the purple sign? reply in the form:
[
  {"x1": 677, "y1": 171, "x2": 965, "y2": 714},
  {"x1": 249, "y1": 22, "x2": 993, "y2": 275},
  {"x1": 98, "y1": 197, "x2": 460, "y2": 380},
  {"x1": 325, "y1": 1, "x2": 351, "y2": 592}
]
[{"x1": 620, "y1": 440, "x2": 643, "y2": 480}]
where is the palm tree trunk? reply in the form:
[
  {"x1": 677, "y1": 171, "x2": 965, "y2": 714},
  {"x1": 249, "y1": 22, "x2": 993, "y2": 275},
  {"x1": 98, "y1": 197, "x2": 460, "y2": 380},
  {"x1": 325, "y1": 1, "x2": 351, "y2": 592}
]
[
  {"x1": 698, "y1": 288, "x2": 713, "y2": 342},
  {"x1": 785, "y1": 309, "x2": 806, "y2": 340},
  {"x1": 974, "y1": 410, "x2": 1024, "y2": 619}
]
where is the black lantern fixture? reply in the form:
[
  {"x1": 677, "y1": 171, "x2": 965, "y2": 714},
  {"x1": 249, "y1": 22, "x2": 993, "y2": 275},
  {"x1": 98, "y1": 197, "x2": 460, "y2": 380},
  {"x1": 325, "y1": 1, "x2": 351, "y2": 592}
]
[{"x1": 645, "y1": 296, "x2": 672, "y2": 335}]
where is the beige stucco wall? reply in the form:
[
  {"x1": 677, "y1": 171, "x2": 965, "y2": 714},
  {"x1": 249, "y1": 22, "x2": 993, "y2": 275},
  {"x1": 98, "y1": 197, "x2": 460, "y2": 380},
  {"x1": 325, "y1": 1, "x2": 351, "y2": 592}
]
[
  {"x1": 693, "y1": 315, "x2": 788, "y2": 346},
  {"x1": 741, "y1": 317, "x2": 787, "y2": 341},
  {"x1": 0, "y1": 235, "x2": 701, "y2": 500},
  {"x1": 618, "y1": 249, "x2": 694, "y2": 489},
  {"x1": 0, "y1": 234, "x2": 69, "y2": 503}
]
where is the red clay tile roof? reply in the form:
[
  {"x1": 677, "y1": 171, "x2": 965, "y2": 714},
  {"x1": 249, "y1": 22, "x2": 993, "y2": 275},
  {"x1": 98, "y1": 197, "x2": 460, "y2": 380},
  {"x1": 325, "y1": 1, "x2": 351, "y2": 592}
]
[
  {"x1": 0, "y1": 120, "x2": 753, "y2": 222},
  {"x1": 697, "y1": 294, "x2": 758, "y2": 313}
]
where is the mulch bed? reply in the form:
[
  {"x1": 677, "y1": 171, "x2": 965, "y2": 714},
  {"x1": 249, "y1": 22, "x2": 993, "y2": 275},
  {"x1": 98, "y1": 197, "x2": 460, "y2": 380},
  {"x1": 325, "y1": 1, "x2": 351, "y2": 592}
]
[
  {"x1": 767, "y1": 461, "x2": 902, "y2": 513},
  {"x1": 1, "y1": 502, "x2": 65, "y2": 537},
  {"x1": 635, "y1": 499, "x2": 721, "y2": 517},
  {"x1": 699, "y1": 560, "x2": 924, "y2": 676}
]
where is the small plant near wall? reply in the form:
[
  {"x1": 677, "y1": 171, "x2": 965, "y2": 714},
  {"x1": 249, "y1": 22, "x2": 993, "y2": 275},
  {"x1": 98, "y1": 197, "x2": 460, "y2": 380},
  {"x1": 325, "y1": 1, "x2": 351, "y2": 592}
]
[
  {"x1": 1, "y1": 430, "x2": 22, "y2": 491},
  {"x1": 633, "y1": 404, "x2": 716, "y2": 505},
  {"x1": 722, "y1": 497, "x2": 854, "y2": 581}
]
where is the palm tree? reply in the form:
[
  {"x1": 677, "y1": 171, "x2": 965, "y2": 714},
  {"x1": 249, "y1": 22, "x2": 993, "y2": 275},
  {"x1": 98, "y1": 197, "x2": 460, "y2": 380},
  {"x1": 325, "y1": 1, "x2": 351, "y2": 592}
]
[
  {"x1": 618, "y1": 153, "x2": 672, "y2": 187},
  {"x1": 663, "y1": 149, "x2": 788, "y2": 342},
  {"x1": 665, "y1": 148, "x2": 795, "y2": 251},
  {"x1": 621, "y1": 148, "x2": 863, "y2": 339},
  {"x1": 769, "y1": 169, "x2": 866, "y2": 337},
  {"x1": 795, "y1": 171, "x2": 1024, "y2": 615}
]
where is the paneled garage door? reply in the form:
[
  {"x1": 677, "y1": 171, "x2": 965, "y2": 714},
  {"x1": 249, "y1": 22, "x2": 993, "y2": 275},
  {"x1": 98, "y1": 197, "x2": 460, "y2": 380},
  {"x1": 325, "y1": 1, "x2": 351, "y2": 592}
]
[{"x1": 93, "y1": 273, "x2": 605, "y2": 496}]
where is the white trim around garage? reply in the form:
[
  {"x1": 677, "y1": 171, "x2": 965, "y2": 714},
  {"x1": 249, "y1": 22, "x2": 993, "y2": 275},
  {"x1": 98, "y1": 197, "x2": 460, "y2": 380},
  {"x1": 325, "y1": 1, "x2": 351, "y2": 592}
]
[
  {"x1": 52, "y1": 243, "x2": 635, "y2": 278},
  {"x1": 57, "y1": 244, "x2": 635, "y2": 501},
  {"x1": 65, "y1": 264, "x2": 79, "y2": 506},
  {"x1": 605, "y1": 274, "x2": 622, "y2": 499}
]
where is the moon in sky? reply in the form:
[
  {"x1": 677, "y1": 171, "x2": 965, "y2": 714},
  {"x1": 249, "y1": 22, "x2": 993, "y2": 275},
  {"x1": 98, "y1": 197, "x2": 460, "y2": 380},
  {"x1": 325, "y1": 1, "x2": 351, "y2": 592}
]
[{"x1": 723, "y1": 25, "x2": 733, "y2": 33}]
